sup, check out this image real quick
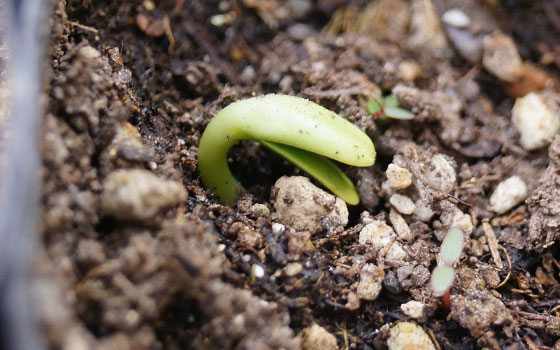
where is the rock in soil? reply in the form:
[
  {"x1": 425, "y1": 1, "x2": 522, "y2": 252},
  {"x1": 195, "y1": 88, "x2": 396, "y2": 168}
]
[
  {"x1": 442, "y1": 8, "x2": 471, "y2": 28},
  {"x1": 389, "y1": 209, "x2": 413, "y2": 241},
  {"x1": 101, "y1": 169, "x2": 187, "y2": 223},
  {"x1": 387, "y1": 322, "x2": 435, "y2": 350},
  {"x1": 400, "y1": 300, "x2": 427, "y2": 320},
  {"x1": 359, "y1": 220, "x2": 396, "y2": 249},
  {"x1": 389, "y1": 194, "x2": 416, "y2": 215},
  {"x1": 271, "y1": 176, "x2": 348, "y2": 234},
  {"x1": 527, "y1": 135, "x2": 560, "y2": 250},
  {"x1": 482, "y1": 30, "x2": 523, "y2": 82},
  {"x1": 407, "y1": 0, "x2": 447, "y2": 50},
  {"x1": 425, "y1": 154, "x2": 456, "y2": 193},
  {"x1": 489, "y1": 176, "x2": 528, "y2": 214},
  {"x1": 357, "y1": 263, "x2": 384, "y2": 301},
  {"x1": 512, "y1": 92, "x2": 560, "y2": 150},
  {"x1": 301, "y1": 324, "x2": 337, "y2": 350},
  {"x1": 386, "y1": 163, "x2": 412, "y2": 189},
  {"x1": 449, "y1": 267, "x2": 512, "y2": 339}
]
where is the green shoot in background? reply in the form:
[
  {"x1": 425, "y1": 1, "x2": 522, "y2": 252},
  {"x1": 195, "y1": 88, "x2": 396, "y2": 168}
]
[{"x1": 367, "y1": 94, "x2": 414, "y2": 120}]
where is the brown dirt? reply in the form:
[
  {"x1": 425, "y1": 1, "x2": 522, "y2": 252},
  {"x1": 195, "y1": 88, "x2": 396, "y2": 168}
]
[{"x1": 30, "y1": 0, "x2": 560, "y2": 349}]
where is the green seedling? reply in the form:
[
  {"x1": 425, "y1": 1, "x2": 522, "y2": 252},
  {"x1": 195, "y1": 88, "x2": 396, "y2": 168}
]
[
  {"x1": 431, "y1": 265, "x2": 455, "y2": 296},
  {"x1": 367, "y1": 94, "x2": 414, "y2": 120},
  {"x1": 430, "y1": 228, "x2": 464, "y2": 306},
  {"x1": 197, "y1": 94, "x2": 376, "y2": 205}
]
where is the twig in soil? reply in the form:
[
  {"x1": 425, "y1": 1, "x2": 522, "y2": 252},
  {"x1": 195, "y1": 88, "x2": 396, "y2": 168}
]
[
  {"x1": 172, "y1": 0, "x2": 186, "y2": 17},
  {"x1": 162, "y1": 15, "x2": 175, "y2": 54},
  {"x1": 532, "y1": 299, "x2": 560, "y2": 309},
  {"x1": 324, "y1": 298, "x2": 351, "y2": 310},
  {"x1": 495, "y1": 245, "x2": 512, "y2": 288},
  {"x1": 511, "y1": 288, "x2": 540, "y2": 298},
  {"x1": 427, "y1": 328, "x2": 441, "y2": 350},
  {"x1": 314, "y1": 271, "x2": 325, "y2": 286},
  {"x1": 482, "y1": 220, "x2": 504, "y2": 269},
  {"x1": 523, "y1": 336, "x2": 550, "y2": 350},
  {"x1": 443, "y1": 191, "x2": 473, "y2": 207},
  {"x1": 459, "y1": 174, "x2": 501, "y2": 189},
  {"x1": 67, "y1": 20, "x2": 99, "y2": 35},
  {"x1": 335, "y1": 322, "x2": 353, "y2": 349}
]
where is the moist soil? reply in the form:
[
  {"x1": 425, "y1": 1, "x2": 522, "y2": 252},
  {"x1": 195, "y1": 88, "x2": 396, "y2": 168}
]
[{"x1": 30, "y1": 0, "x2": 560, "y2": 349}]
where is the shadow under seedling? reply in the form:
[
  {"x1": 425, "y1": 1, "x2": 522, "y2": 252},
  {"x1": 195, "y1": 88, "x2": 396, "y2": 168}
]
[
  {"x1": 431, "y1": 228, "x2": 464, "y2": 308},
  {"x1": 197, "y1": 94, "x2": 376, "y2": 205}
]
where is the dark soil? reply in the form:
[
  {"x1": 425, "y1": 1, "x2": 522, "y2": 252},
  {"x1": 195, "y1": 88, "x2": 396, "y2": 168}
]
[{"x1": 30, "y1": 0, "x2": 560, "y2": 349}]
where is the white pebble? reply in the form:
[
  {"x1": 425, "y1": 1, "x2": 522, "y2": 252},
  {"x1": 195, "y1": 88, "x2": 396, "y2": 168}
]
[
  {"x1": 512, "y1": 92, "x2": 560, "y2": 150},
  {"x1": 482, "y1": 31, "x2": 523, "y2": 82},
  {"x1": 387, "y1": 322, "x2": 435, "y2": 350},
  {"x1": 425, "y1": 154, "x2": 456, "y2": 193},
  {"x1": 284, "y1": 262, "x2": 303, "y2": 277},
  {"x1": 253, "y1": 264, "x2": 265, "y2": 279},
  {"x1": 389, "y1": 194, "x2": 416, "y2": 215},
  {"x1": 389, "y1": 209, "x2": 413, "y2": 241},
  {"x1": 490, "y1": 176, "x2": 528, "y2": 214},
  {"x1": 272, "y1": 223, "x2": 286, "y2": 235},
  {"x1": 359, "y1": 220, "x2": 396, "y2": 248},
  {"x1": 357, "y1": 263, "x2": 384, "y2": 301},
  {"x1": 386, "y1": 164, "x2": 413, "y2": 189},
  {"x1": 400, "y1": 300, "x2": 426, "y2": 319},
  {"x1": 386, "y1": 242, "x2": 408, "y2": 261},
  {"x1": 450, "y1": 208, "x2": 473, "y2": 234},
  {"x1": 442, "y1": 8, "x2": 471, "y2": 28},
  {"x1": 414, "y1": 199, "x2": 434, "y2": 222}
]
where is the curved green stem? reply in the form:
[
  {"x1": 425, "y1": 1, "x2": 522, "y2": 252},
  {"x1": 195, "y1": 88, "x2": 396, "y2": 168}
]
[{"x1": 197, "y1": 94, "x2": 376, "y2": 204}]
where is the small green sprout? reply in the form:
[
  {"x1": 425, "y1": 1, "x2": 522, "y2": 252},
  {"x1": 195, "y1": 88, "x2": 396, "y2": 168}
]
[
  {"x1": 197, "y1": 94, "x2": 376, "y2": 205},
  {"x1": 367, "y1": 94, "x2": 414, "y2": 120},
  {"x1": 430, "y1": 228, "x2": 464, "y2": 297}
]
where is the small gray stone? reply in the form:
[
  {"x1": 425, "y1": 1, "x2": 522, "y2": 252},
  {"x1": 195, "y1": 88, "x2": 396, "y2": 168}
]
[
  {"x1": 414, "y1": 199, "x2": 435, "y2": 222},
  {"x1": 357, "y1": 263, "x2": 384, "y2": 301},
  {"x1": 389, "y1": 194, "x2": 416, "y2": 215},
  {"x1": 425, "y1": 154, "x2": 456, "y2": 193},
  {"x1": 359, "y1": 220, "x2": 396, "y2": 248},
  {"x1": 101, "y1": 169, "x2": 186, "y2": 222},
  {"x1": 386, "y1": 242, "x2": 408, "y2": 261},
  {"x1": 401, "y1": 300, "x2": 426, "y2": 319},
  {"x1": 482, "y1": 31, "x2": 523, "y2": 82},
  {"x1": 389, "y1": 209, "x2": 413, "y2": 241},
  {"x1": 407, "y1": 0, "x2": 447, "y2": 50},
  {"x1": 272, "y1": 176, "x2": 348, "y2": 234}
]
